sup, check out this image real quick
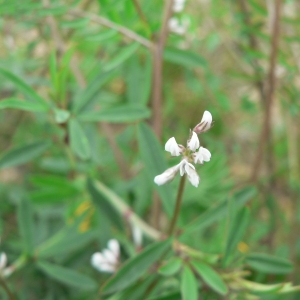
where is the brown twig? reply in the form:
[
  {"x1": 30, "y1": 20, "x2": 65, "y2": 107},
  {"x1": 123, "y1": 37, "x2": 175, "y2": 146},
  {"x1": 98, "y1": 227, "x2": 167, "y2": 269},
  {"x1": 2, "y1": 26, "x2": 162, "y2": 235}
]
[
  {"x1": 0, "y1": 277, "x2": 15, "y2": 300},
  {"x1": 131, "y1": 0, "x2": 148, "y2": 25},
  {"x1": 68, "y1": 9, "x2": 153, "y2": 49},
  {"x1": 150, "y1": 0, "x2": 174, "y2": 229},
  {"x1": 151, "y1": 0, "x2": 174, "y2": 139},
  {"x1": 250, "y1": 0, "x2": 282, "y2": 182}
]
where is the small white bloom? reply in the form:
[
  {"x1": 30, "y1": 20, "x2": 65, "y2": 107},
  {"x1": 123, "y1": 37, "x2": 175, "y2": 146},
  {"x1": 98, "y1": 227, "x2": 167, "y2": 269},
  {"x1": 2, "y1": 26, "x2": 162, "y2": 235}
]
[
  {"x1": 0, "y1": 252, "x2": 7, "y2": 270},
  {"x1": 188, "y1": 131, "x2": 200, "y2": 151},
  {"x1": 193, "y1": 110, "x2": 213, "y2": 134},
  {"x1": 168, "y1": 18, "x2": 186, "y2": 35},
  {"x1": 179, "y1": 159, "x2": 195, "y2": 176},
  {"x1": 154, "y1": 164, "x2": 181, "y2": 185},
  {"x1": 194, "y1": 147, "x2": 211, "y2": 164},
  {"x1": 165, "y1": 137, "x2": 182, "y2": 156},
  {"x1": 187, "y1": 167, "x2": 200, "y2": 187},
  {"x1": 173, "y1": 0, "x2": 186, "y2": 12},
  {"x1": 91, "y1": 239, "x2": 120, "y2": 273}
]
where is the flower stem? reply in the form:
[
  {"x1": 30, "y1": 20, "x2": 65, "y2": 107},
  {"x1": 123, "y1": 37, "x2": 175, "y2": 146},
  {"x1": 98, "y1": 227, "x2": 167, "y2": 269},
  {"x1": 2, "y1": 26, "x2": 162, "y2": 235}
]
[{"x1": 168, "y1": 175, "x2": 186, "y2": 235}]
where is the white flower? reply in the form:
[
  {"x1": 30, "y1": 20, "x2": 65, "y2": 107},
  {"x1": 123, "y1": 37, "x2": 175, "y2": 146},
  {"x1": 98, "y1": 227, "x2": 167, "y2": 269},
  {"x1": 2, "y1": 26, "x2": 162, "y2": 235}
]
[
  {"x1": 0, "y1": 252, "x2": 7, "y2": 270},
  {"x1": 179, "y1": 159, "x2": 200, "y2": 187},
  {"x1": 154, "y1": 111, "x2": 212, "y2": 188},
  {"x1": 173, "y1": 0, "x2": 186, "y2": 12},
  {"x1": 194, "y1": 147, "x2": 211, "y2": 164},
  {"x1": 91, "y1": 239, "x2": 120, "y2": 273},
  {"x1": 193, "y1": 110, "x2": 213, "y2": 134},
  {"x1": 187, "y1": 131, "x2": 200, "y2": 151},
  {"x1": 165, "y1": 137, "x2": 182, "y2": 156},
  {"x1": 168, "y1": 18, "x2": 187, "y2": 35},
  {"x1": 154, "y1": 164, "x2": 180, "y2": 185}
]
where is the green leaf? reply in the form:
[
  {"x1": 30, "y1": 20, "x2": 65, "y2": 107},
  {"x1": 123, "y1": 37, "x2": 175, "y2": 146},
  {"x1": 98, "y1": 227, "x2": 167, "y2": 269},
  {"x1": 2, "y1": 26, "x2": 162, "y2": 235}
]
[
  {"x1": 164, "y1": 48, "x2": 207, "y2": 68},
  {"x1": 60, "y1": 18, "x2": 89, "y2": 29},
  {"x1": 191, "y1": 261, "x2": 228, "y2": 295},
  {"x1": 37, "y1": 226, "x2": 98, "y2": 258},
  {"x1": 54, "y1": 108, "x2": 70, "y2": 124},
  {"x1": 0, "y1": 141, "x2": 51, "y2": 169},
  {"x1": 246, "y1": 253, "x2": 293, "y2": 274},
  {"x1": 37, "y1": 261, "x2": 97, "y2": 290},
  {"x1": 72, "y1": 69, "x2": 116, "y2": 113},
  {"x1": 68, "y1": 118, "x2": 90, "y2": 160},
  {"x1": 148, "y1": 293, "x2": 181, "y2": 300},
  {"x1": 17, "y1": 198, "x2": 34, "y2": 254},
  {"x1": 102, "y1": 238, "x2": 172, "y2": 294},
  {"x1": 0, "y1": 98, "x2": 48, "y2": 112},
  {"x1": 78, "y1": 105, "x2": 151, "y2": 123},
  {"x1": 181, "y1": 265, "x2": 198, "y2": 300},
  {"x1": 137, "y1": 122, "x2": 174, "y2": 217},
  {"x1": 159, "y1": 257, "x2": 182, "y2": 276},
  {"x1": 104, "y1": 43, "x2": 139, "y2": 71},
  {"x1": 223, "y1": 207, "x2": 250, "y2": 265},
  {"x1": 0, "y1": 68, "x2": 49, "y2": 109},
  {"x1": 184, "y1": 187, "x2": 256, "y2": 235}
]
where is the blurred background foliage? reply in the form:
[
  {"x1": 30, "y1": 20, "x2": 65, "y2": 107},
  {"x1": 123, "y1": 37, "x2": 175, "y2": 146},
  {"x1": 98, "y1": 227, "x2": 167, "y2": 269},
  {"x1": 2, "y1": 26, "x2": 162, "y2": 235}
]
[{"x1": 0, "y1": 0, "x2": 300, "y2": 299}]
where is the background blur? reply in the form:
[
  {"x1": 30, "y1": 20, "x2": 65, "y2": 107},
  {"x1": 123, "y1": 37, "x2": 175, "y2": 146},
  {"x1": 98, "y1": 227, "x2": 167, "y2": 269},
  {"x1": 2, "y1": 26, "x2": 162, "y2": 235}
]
[{"x1": 0, "y1": 0, "x2": 300, "y2": 299}]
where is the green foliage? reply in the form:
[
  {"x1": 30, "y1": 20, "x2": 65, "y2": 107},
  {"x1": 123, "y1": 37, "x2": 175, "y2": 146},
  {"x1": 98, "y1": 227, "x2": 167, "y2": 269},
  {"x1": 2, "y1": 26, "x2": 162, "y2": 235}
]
[{"x1": 1, "y1": 0, "x2": 300, "y2": 299}]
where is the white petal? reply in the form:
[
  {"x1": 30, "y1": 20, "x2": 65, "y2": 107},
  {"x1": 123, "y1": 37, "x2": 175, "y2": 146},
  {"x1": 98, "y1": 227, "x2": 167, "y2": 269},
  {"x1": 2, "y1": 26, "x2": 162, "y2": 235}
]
[
  {"x1": 187, "y1": 168, "x2": 200, "y2": 187},
  {"x1": 201, "y1": 111, "x2": 212, "y2": 125},
  {"x1": 200, "y1": 147, "x2": 211, "y2": 162},
  {"x1": 103, "y1": 249, "x2": 117, "y2": 265},
  {"x1": 91, "y1": 252, "x2": 107, "y2": 269},
  {"x1": 97, "y1": 263, "x2": 116, "y2": 273},
  {"x1": 108, "y1": 239, "x2": 120, "y2": 258},
  {"x1": 188, "y1": 131, "x2": 200, "y2": 151},
  {"x1": 154, "y1": 164, "x2": 180, "y2": 185},
  {"x1": 165, "y1": 137, "x2": 181, "y2": 156},
  {"x1": 178, "y1": 159, "x2": 195, "y2": 176},
  {"x1": 0, "y1": 252, "x2": 7, "y2": 270},
  {"x1": 193, "y1": 111, "x2": 213, "y2": 134}
]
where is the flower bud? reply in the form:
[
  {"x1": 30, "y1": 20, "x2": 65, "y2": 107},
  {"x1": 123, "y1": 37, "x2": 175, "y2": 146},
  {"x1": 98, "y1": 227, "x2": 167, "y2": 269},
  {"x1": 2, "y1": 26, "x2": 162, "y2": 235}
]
[{"x1": 193, "y1": 110, "x2": 213, "y2": 134}]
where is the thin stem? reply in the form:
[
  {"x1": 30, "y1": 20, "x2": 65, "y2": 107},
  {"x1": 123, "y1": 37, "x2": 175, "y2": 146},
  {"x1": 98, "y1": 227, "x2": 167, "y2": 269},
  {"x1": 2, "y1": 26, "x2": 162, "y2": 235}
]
[
  {"x1": 0, "y1": 277, "x2": 15, "y2": 300},
  {"x1": 68, "y1": 9, "x2": 153, "y2": 49},
  {"x1": 168, "y1": 175, "x2": 186, "y2": 235},
  {"x1": 250, "y1": 0, "x2": 281, "y2": 182}
]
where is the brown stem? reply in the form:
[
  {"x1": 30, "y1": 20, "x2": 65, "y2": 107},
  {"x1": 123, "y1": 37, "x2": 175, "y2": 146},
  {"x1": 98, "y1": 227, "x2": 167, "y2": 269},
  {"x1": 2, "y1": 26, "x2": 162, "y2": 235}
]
[
  {"x1": 150, "y1": 0, "x2": 174, "y2": 229},
  {"x1": 168, "y1": 175, "x2": 186, "y2": 235},
  {"x1": 250, "y1": 0, "x2": 282, "y2": 182},
  {"x1": 151, "y1": 0, "x2": 174, "y2": 139},
  {"x1": 69, "y1": 9, "x2": 153, "y2": 49},
  {"x1": 0, "y1": 277, "x2": 15, "y2": 300},
  {"x1": 132, "y1": 0, "x2": 148, "y2": 25}
]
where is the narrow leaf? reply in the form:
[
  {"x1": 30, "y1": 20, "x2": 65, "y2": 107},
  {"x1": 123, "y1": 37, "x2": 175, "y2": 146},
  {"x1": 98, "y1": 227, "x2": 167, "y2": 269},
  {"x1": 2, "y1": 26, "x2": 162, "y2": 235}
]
[
  {"x1": 191, "y1": 261, "x2": 228, "y2": 295},
  {"x1": 181, "y1": 265, "x2": 198, "y2": 300},
  {"x1": 0, "y1": 68, "x2": 49, "y2": 109},
  {"x1": 0, "y1": 141, "x2": 51, "y2": 169},
  {"x1": 37, "y1": 261, "x2": 97, "y2": 290},
  {"x1": 102, "y1": 238, "x2": 172, "y2": 294},
  {"x1": 184, "y1": 187, "x2": 256, "y2": 234},
  {"x1": 159, "y1": 257, "x2": 182, "y2": 276},
  {"x1": 104, "y1": 43, "x2": 139, "y2": 71},
  {"x1": 17, "y1": 198, "x2": 34, "y2": 254},
  {"x1": 0, "y1": 98, "x2": 48, "y2": 112},
  {"x1": 164, "y1": 48, "x2": 207, "y2": 68},
  {"x1": 246, "y1": 253, "x2": 293, "y2": 274},
  {"x1": 223, "y1": 207, "x2": 250, "y2": 265},
  {"x1": 137, "y1": 122, "x2": 174, "y2": 217},
  {"x1": 68, "y1": 118, "x2": 90, "y2": 160},
  {"x1": 78, "y1": 105, "x2": 151, "y2": 123}
]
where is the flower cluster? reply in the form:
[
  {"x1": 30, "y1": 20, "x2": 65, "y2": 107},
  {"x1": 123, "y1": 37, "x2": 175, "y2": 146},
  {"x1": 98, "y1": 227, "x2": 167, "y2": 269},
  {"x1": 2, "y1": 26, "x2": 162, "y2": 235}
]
[
  {"x1": 154, "y1": 111, "x2": 212, "y2": 187},
  {"x1": 91, "y1": 239, "x2": 120, "y2": 273}
]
